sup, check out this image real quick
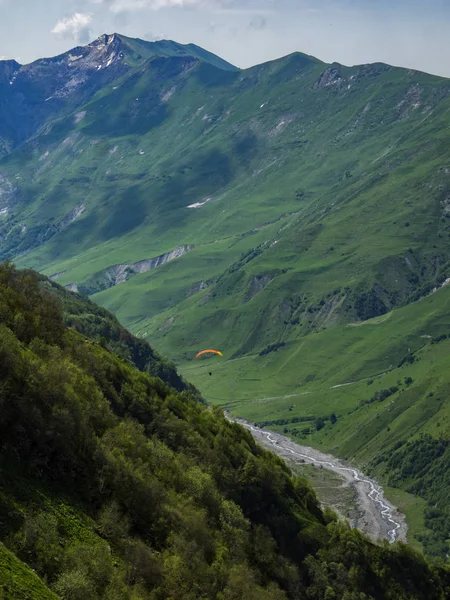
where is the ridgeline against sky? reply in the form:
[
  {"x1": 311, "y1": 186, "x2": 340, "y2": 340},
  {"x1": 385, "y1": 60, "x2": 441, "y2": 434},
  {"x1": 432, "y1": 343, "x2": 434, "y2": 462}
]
[{"x1": 0, "y1": 0, "x2": 450, "y2": 77}]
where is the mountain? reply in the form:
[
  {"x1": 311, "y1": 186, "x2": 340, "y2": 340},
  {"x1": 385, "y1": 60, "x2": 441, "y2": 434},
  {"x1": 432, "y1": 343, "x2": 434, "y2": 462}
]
[
  {"x1": 0, "y1": 33, "x2": 236, "y2": 156},
  {"x1": 0, "y1": 262, "x2": 449, "y2": 599},
  {"x1": 1, "y1": 35, "x2": 450, "y2": 558}
]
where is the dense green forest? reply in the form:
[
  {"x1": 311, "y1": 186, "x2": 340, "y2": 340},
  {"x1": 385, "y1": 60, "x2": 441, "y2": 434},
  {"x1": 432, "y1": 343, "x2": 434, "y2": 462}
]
[
  {"x1": 0, "y1": 263, "x2": 449, "y2": 599},
  {"x1": 46, "y1": 277, "x2": 198, "y2": 396}
]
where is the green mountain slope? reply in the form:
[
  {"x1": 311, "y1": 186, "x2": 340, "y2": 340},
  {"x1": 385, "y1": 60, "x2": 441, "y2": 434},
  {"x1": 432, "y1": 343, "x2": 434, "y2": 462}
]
[
  {"x1": 0, "y1": 262, "x2": 449, "y2": 599},
  {"x1": 3, "y1": 47, "x2": 449, "y2": 345},
  {"x1": 0, "y1": 33, "x2": 235, "y2": 157},
  {"x1": 43, "y1": 274, "x2": 200, "y2": 394},
  {"x1": 2, "y1": 36, "x2": 450, "y2": 561},
  {"x1": 180, "y1": 281, "x2": 450, "y2": 557},
  {"x1": 0, "y1": 542, "x2": 58, "y2": 599}
]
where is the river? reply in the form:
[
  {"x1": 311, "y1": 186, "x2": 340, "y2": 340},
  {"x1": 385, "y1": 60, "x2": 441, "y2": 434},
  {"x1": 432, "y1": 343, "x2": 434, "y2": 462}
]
[{"x1": 235, "y1": 419, "x2": 407, "y2": 544}]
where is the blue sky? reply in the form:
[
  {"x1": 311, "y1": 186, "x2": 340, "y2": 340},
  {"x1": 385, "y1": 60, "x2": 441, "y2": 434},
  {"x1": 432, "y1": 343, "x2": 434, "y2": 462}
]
[{"x1": 1, "y1": 0, "x2": 450, "y2": 76}]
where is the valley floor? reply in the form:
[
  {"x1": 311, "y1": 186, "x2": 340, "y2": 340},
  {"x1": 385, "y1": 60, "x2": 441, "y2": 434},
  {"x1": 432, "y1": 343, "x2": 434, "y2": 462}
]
[{"x1": 237, "y1": 419, "x2": 408, "y2": 544}]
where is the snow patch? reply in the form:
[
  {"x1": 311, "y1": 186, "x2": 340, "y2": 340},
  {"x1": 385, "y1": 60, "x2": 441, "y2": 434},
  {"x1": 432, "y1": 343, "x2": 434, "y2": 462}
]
[
  {"x1": 74, "y1": 110, "x2": 86, "y2": 124},
  {"x1": 106, "y1": 53, "x2": 116, "y2": 67},
  {"x1": 187, "y1": 197, "x2": 212, "y2": 209},
  {"x1": 161, "y1": 87, "x2": 176, "y2": 103},
  {"x1": 68, "y1": 54, "x2": 83, "y2": 64}
]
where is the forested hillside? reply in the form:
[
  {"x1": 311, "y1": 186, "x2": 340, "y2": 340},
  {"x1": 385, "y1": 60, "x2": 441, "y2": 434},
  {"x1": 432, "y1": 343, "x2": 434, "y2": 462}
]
[
  {"x1": 0, "y1": 262, "x2": 449, "y2": 599},
  {"x1": 45, "y1": 275, "x2": 198, "y2": 395}
]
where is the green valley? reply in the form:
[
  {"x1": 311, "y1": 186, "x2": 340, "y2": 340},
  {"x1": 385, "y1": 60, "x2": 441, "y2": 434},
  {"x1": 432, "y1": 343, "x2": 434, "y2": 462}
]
[
  {"x1": 1, "y1": 32, "x2": 450, "y2": 565},
  {"x1": 1, "y1": 263, "x2": 449, "y2": 598}
]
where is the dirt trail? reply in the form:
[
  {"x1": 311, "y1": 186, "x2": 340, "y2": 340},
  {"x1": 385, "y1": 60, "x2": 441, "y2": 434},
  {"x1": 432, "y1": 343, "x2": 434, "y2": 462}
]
[{"x1": 235, "y1": 419, "x2": 408, "y2": 544}]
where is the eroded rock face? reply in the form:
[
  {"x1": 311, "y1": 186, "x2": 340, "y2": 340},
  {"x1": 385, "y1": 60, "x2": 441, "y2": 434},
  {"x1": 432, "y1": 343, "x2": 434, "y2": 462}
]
[
  {"x1": 245, "y1": 275, "x2": 274, "y2": 302},
  {"x1": 315, "y1": 66, "x2": 343, "y2": 89},
  {"x1": 71, "y1": 245, "x2": 196, "y2": 295},
  {"x1": 0, "y1": 174, "x2": 16, "y2": 216}
]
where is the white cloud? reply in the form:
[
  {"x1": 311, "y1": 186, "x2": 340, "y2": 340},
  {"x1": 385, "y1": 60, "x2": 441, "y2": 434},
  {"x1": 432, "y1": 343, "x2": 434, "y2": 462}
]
[
  {"x1": 51, "y1": 13, "x2": 93, "y2": 43},
  {"x1": 95, "y1": 0, "x2": 230, "y2": 12},
  {"x1": 143, "y1": 31, "x2": 167, "y2": 41}
]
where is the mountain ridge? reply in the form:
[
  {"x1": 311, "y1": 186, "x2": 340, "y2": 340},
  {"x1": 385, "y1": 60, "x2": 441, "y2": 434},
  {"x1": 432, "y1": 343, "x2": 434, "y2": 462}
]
[
  {"x1": 0, "y1": 33, "x2": 237, "y2": 157},
  {"x1": 0, "y1": 33, "x2": 238, "y2": 74}
]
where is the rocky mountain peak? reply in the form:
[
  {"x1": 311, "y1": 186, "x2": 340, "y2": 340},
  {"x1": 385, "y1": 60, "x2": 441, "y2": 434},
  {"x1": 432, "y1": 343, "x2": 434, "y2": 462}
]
[
  {"x1": 90, "y1": 33, "x2": 119, "y2": 48},
  {"x1": 62, "y1": 33, "x2": 125, "y2": 72},
  {"x1": 0, "y1": 59, "x2": 21, "y2": 81}
]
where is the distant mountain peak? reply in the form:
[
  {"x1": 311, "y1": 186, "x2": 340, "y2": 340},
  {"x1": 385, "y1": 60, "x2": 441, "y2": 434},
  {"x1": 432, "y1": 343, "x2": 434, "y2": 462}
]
[
  {"x1": 86, "y1": 33, "x2": 239, "y2": 72},
  {"x1": 0, "y1": 59, "x2": 21, "y2": 81},
  {"x1": 90, "y1": 33, "x2": 119, "y2": 48}
]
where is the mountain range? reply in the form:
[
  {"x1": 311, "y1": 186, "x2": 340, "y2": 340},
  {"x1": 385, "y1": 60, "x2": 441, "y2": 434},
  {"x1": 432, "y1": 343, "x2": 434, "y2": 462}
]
[{"x1": 0, "y1": 34, "x2": 450, "y2": 559}]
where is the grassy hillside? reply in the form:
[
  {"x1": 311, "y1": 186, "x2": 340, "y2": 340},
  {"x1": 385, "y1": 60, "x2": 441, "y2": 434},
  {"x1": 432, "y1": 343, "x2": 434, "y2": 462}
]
[
  {"x1": 5, "y1": 44, "x2": 450, "y2": 368},
  {"x1": 2, "y1": 37, "x2": 450, "y2": 564},
  {"x1": 179, "y1": 281, "x2": 450, "y2": 557},
  {"x1": 0, "y1": 262, "x2": 449, "y2": 599},
  {"x1": 3, "y1": 49, "x2": 449, "y2": 329},
  {"x1": 0, "y1": 542, "x2": 57, "y2": 599}
]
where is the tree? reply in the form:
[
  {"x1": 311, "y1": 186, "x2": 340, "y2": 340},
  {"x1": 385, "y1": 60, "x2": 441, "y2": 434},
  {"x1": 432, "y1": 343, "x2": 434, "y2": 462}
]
[{"x1": 315, "y1": 417, "x2": 325, "y2": 431}]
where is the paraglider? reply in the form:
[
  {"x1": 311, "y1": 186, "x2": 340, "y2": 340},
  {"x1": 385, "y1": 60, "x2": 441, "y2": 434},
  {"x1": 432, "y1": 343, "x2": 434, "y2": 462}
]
[{"x1": 194, "y1": 349, "x2": 223, "y2": 360}]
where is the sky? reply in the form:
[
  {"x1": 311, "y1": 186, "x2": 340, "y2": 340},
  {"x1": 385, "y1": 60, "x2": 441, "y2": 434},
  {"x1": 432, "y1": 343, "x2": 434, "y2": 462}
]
[{"x1": 1, "y1": 0, "x2": 450, "y2": 77}]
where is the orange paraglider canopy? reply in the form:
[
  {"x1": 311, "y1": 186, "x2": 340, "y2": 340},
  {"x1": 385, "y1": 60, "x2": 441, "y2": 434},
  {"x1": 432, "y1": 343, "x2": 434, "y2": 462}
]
[{"x1": 194, "y1": 349, "x2": 224, "y2": 360}]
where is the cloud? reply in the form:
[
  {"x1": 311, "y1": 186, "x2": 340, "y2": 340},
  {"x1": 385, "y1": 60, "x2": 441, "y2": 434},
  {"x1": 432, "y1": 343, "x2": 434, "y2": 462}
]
[
  {"x1": 143, "y1": 31, "x2": 167, "y2": 41},
  {"x1": 51, "y1": 13, "x2": 93, "y2": 44},
  {"x1": 96, "y1": 0, "x2": 230, "y2": 12},
  {"x1": 112, "y1": 10, "x2": 130, "y2": 28}
]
